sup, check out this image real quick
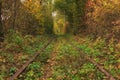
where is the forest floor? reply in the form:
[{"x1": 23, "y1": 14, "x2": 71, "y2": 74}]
[{"x1": 0, "y1": 34, "x2": 120, "y2": 80}]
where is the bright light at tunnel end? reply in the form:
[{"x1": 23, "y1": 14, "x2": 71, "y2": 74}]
[
  {"x1": 21, "y1": 0, "x2": 25, "y2": 3},
  {"x1": 52, "y1": 12, "x2": 57, "y2": 17}
]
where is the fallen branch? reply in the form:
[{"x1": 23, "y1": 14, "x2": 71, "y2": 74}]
[{"x1": 8, "y1": 38, "x2": 54, "y2": 80}]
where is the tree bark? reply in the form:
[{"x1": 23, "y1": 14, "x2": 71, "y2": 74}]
[
  {"x1": 12, "y1": 0, "x2": 17, "y2": 30},
  {"x1": 0, "y1": 1, "x2": 4, "y2": 42}
]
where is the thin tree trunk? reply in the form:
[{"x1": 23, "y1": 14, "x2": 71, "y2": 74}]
[
  {"x1": 12, "y1": 0, "x2": 17, "y2": 30},
  {"x1": 0, "y1": 1, "x2": 4, "y2": 41}
]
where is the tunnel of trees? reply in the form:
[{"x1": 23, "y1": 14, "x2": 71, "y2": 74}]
[
  {"x1": 0, "y1": 0, "x2": 119, "y2": 39},
  {"x1": 0, "y1": 0, "x2": 120, "y2": 80},
  {"x1": 0, "y1": 0, "x2": 88, "y2": 37}
]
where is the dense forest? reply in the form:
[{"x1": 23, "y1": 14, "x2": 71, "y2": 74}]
[{"x1": 0, "y1": 0, "x2": 120, "y2": 80}]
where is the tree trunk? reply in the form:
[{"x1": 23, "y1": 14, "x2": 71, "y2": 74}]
[
  {"x1": 0, "y1": 1, "x2": 4, "y2": 42},
  {"x1": 12, "y1": 0, "x2": 17, "y2": 30}
]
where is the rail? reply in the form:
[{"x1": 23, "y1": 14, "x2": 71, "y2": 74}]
[
  {"x1": 74, "y1": 45, "x2": 116, "y2": 80},
  {"x1": 8, "y1": 38, "x2": 54, "y2": 80}
]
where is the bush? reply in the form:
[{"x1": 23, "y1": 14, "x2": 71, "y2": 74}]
[{"x1": 85, "y1": 0, "x2": 120, "y2": 39}]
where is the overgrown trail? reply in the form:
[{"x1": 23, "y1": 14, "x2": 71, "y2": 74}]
[
  {"x1": 40, "y1": 38, "x2": 65, "y2": 80},
  {"x1": 40, "y1": 36, "x2": 119, "y2": 80},
  {"x1": 1, "y1": 35, "x2": 119, "y2": 80}
]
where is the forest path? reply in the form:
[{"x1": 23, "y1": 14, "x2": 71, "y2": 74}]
[
  {"x1": 1, "y1": 35, "x2": 119, "y2": 80},
  {"x1": 40, "y1": 37, "x2": 66, "y2": 80}
]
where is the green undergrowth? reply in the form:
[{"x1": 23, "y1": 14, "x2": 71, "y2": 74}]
[
  {"x1": 18, "y1": 40, "x2": 54, "y2": 80},
  {"x1": 0, "y1": 32, "x2": 120, "y2": 80},
  {"x1": 0, "y1": 30, "x2": 54, "y2": 80},
  {"x1": 50, "y1": 37, "x2": 103, "y2": 80},
  {"x1": 49, "y1": 36, "x2": 120, "y2": 80}
]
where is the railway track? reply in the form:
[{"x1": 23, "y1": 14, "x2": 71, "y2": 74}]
[
  {"x1": 71, "y1": 42, "x2": 116, "y2": 80},
  {"x1": 7, "y1": 37, "x2": 116, "y2": 80},
  {"x1": 8, "y1": 38, "x2": 55, "y2": 80}
]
